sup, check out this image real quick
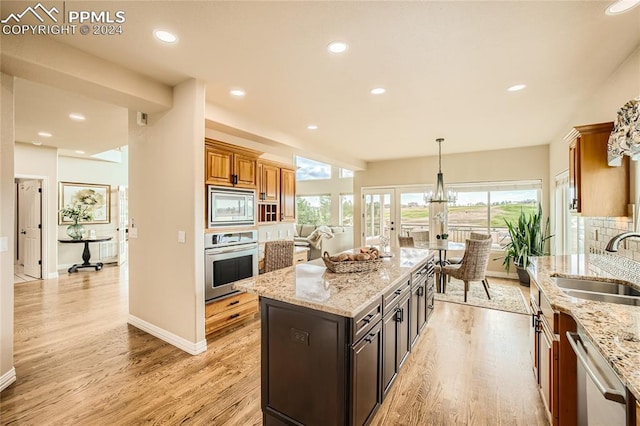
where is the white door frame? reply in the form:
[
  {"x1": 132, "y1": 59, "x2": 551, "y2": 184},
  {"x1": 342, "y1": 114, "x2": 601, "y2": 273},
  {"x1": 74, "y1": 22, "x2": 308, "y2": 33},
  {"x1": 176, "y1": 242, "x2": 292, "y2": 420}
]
[
  {"x1": 361, "y1": 187, "x2": 398, "y2": 249},
  {"x1": 15, "y1": 174, "x2": 50, "y2": 280}
]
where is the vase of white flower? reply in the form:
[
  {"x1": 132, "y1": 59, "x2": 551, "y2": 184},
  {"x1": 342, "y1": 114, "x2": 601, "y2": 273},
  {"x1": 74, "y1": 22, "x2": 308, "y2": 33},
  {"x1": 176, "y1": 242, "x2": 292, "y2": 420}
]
[
  {"x1": 66, "y1": 220, "x2": 85, "y2": 240},
  {"x1": 60, "y1": 203, "x2": 93, "y2": 240}
]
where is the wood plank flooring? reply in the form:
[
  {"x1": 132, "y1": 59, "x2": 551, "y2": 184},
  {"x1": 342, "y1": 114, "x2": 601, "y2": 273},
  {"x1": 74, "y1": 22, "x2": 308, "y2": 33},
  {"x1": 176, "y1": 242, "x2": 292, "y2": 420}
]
[{"x1": 1, "y1": 266, "x2": 548, "y2": 425}]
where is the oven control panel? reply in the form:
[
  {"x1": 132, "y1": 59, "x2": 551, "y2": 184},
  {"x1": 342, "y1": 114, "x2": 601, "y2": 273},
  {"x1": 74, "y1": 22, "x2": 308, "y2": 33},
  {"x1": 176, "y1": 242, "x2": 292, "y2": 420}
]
[{"x1": 205, "y1": 230, "x2": 258, "y2": 249}]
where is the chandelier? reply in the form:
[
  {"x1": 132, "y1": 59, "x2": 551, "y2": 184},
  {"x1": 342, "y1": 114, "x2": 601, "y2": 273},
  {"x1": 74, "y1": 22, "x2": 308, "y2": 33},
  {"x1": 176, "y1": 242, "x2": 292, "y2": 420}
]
[{"x1": 426, "y1": 138, "x2": 456, "y2": 203}]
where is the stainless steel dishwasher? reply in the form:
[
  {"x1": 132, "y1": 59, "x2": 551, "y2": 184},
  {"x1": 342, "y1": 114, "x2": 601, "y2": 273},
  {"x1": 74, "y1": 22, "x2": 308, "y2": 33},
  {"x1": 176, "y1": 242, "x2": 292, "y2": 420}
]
[{"x1": 566, "y1": 328, "x2": 628, "y2": 425}]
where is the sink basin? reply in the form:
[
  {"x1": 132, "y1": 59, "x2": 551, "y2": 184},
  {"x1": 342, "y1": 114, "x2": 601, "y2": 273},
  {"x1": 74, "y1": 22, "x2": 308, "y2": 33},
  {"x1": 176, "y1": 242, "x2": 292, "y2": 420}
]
[
  {"x1": 552, "y1": 277, "x2": 640, "y2": 297},
  {"x1": 551, "y1": 276, "x2": 640, "y2": 306}
]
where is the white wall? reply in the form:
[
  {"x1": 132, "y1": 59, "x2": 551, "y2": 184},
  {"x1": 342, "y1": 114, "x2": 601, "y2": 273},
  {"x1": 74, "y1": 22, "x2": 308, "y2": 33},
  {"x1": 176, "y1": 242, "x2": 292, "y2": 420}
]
[
  {"x1": 14, "y1": 143, "x2": 58, "y2": 278},
  {"x1": 548, "y1": 46, "x2": 640, "y2": 257},
  {"x1": 57, "y1": 151, "x2": 128, "y2": 268},
  {"x1": 1, "y1": 73, "x2": 16, "y2": 391},
  {"x1": 128, "y1": 79, "x2": 206, "y2": 354}
]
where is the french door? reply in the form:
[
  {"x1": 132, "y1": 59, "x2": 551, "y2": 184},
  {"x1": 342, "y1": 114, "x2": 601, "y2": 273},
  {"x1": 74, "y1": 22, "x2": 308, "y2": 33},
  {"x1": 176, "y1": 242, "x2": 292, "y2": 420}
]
[{"x1": 362, "y1": 189, "x2": 397, "y2": 249}]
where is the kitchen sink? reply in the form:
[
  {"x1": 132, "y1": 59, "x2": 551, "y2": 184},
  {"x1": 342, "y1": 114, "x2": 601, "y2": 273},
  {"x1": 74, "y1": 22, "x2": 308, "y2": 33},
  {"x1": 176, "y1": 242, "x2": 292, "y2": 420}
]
[{"x1": 551, "y1": 276, "x2": 640, "y2": 306}]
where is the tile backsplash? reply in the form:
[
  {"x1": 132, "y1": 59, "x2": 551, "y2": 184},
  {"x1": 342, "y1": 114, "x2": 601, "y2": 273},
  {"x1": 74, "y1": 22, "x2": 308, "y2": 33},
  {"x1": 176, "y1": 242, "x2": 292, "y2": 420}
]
[{"x1": 586, "y1": 216, "x2": 639, "y2": 261}]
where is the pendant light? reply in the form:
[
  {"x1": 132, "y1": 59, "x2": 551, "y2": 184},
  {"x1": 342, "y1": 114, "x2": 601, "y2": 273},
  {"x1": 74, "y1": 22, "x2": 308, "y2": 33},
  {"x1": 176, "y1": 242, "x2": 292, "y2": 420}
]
[{"x1": 427, "y1": 138, "x2": 456, "y2": 203}]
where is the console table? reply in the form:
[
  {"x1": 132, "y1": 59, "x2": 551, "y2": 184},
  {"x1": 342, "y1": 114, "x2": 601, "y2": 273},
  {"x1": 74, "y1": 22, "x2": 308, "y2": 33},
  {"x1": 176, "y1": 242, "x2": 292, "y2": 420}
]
[{"x1": 58, "y1": 237, "x2": 113, "y2": 273}]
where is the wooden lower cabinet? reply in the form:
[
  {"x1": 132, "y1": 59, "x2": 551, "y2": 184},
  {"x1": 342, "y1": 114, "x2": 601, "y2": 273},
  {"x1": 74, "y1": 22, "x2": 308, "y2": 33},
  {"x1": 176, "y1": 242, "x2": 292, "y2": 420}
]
[
  {"x1": 205, "y1": 292, "x2": 258, "y2": 335},
  {"x1": 261, "y1": 257, "x2": 434, "y2": 426},
  {"x1": 350, "y1": 321, "x2": 383, "y2": 426},
  {"x1": 530, "y1": 279, "x2": 577, "y2": 426}
]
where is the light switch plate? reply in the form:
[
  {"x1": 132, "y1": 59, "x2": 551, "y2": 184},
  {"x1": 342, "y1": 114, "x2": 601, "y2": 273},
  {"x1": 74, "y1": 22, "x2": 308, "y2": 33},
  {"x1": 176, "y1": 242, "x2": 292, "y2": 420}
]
[
  {"x1": 0, "y1": 236, "x2": 7, "y2": 252},
  {"x1": 178, "y1": 231, "x2": 186, "y2": 243},
  {"x1": 129, "y1": 228, "x2": 138, "y2": 239}
]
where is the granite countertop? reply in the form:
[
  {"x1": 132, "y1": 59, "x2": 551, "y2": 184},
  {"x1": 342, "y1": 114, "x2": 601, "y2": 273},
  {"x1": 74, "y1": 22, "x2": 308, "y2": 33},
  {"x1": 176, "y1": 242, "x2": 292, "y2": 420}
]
[
  {"x1": 529, "y1": 254, "x2": 640, "y2": 400},
  {"x1": 233, "y1": 247, "x2": 432, "y2": 317}
]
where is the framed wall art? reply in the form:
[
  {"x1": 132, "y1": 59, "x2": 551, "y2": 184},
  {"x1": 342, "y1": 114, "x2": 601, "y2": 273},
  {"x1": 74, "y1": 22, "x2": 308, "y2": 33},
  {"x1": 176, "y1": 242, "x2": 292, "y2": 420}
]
[{"x1": 59, "y1": 182, "x2": 111, "y2": 224}]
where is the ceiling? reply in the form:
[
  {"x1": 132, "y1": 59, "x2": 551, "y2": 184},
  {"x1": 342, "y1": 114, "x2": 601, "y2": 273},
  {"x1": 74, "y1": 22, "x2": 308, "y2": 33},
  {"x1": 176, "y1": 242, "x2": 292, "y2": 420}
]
[{"x1": 6, "y1": 1, "x2": 640, "y2": 165}]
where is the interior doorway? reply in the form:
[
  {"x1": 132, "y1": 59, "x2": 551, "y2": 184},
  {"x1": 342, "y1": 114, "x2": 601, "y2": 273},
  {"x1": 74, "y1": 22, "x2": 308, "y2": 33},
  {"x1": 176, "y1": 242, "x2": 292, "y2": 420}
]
[{"x1": 15, "y1": 178, "x2": 43, "y2": 282}]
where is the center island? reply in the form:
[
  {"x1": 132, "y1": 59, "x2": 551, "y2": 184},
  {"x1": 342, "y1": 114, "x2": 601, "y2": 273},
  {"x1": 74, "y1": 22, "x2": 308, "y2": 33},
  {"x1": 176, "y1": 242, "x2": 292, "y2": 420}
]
[{"x1": 233, "y1": 247, "x2": 435, "y2": 426}]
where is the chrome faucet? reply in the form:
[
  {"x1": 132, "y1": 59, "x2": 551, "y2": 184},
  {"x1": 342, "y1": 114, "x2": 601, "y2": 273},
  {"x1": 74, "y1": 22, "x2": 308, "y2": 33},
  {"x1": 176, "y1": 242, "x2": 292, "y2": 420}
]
[{"x1": 605, "y1": 232, "x2": 640, "y2": 252}]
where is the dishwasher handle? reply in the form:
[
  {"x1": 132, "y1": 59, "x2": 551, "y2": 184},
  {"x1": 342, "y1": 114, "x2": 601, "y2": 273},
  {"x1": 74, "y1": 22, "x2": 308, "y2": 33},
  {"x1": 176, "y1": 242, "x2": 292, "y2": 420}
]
[{"x1": 566, "y1": 331, "x2": 626, "y2": 404}]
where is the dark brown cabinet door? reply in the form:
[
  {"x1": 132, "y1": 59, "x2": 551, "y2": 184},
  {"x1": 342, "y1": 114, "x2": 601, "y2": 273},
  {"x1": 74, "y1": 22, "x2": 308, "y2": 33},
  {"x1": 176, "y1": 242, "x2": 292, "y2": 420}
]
[
  {"x1": 382, "y1": 310, "x2": 398, "y2": 396},
  {"x1": 397, "y1": 295, "x2": 411, "y2": 369},
  {"x1": 351, "y1": 321, "x2": 382, "y2": 426},
  {"x1": 410, "y1": 284, "x2": 421, "y2": 348}
]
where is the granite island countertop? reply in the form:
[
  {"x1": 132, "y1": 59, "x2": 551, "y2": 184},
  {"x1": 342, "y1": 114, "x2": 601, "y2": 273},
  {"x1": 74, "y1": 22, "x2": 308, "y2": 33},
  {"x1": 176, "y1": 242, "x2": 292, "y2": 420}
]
[
  {"x1": 529, "y1": 254, "x2": 640, "y2": 401},
  {"x1": 233, "y1": 247, "x2": 432, "y2": 318}
]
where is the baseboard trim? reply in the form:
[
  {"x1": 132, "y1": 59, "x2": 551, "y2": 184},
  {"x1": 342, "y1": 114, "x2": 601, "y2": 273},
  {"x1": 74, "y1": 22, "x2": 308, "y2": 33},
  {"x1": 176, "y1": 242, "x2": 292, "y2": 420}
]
[
  {"x1": 0, "y1": 368, "x2": 16, "y2": 392},
  {"x1": 46, "y1": 271, "x2": 59, "y2": 279},
  {"x1": 128, "y1": 315, "x2": 207, "y2": 355}
]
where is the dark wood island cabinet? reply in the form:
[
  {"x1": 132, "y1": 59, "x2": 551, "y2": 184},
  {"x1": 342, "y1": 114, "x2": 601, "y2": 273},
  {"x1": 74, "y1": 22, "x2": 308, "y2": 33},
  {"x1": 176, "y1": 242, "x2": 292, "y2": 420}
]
[{"x1": 234, "y1": 248, "x2": 435, "y2": 426}]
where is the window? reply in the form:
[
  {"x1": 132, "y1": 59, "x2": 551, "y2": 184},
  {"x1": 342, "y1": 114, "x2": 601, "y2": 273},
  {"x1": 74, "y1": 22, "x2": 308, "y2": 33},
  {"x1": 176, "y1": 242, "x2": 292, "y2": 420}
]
[
  {"x1": 339, "y1": 168, "x2": 354, "y2": 178},
  {"x1": 399, "y1": 191, "x2": 429, "y2": 235},
  {"x1": 446, "y1": 180, "x2": 542, "y2": 245},
  {"x1": 340, "y1": 194, "x2": 354, "y2": 226},
  {"x1": 296, "y1": 195, "x2": 331, "y2": 225},
  {"x1": 295, "y1": 156, "x2": 331, "y2": 181}
]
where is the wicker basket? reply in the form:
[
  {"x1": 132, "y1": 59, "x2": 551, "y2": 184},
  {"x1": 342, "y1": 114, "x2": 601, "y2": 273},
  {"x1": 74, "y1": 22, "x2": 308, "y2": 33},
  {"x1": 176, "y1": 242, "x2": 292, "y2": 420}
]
[{"x1": 322, "y1": 251, "x2": 383, "y2": 273}]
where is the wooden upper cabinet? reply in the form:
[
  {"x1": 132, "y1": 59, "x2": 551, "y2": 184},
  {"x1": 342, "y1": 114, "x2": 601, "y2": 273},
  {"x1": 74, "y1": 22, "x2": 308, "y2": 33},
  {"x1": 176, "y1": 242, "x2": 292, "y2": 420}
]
[
  {"x1": 258, "y1": 161, "x2": 280, "y2": 203},
  {"x1": 566, "y1": 122, "x2": 630, "y2": 217},
  {"x1": 205, "y1": 139, "x2": 260, "y2": 189},
  {"x1": 280, "y1": 167, "x2": 296, "y2": 222}
]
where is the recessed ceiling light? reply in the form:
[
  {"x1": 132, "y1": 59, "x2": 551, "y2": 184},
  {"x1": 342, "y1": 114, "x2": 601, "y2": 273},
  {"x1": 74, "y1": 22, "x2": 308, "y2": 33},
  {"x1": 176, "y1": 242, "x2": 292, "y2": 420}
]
[
  {"x1": 75, "y1": 150, "x2": 85, "y2": 154},
  {"x1": 370, "y1": 87, "x2": 386, "y2": 95},
  {"x1": 507, "y1": 84, "x2": 527, "y2": 92},
  {"x1": 37, "y1": 131, "x2": 52, "y2": 137},
  {"x1": 328, "y1": 41, "x2": 348, "y2": 54},
  {"x1": 154, "y1": 29, "x2": 178, "y2": 43},
  {"x1": 307, "y1": 124, "x2": 318, "y2": 130},
  {"x1": 69, "y1": 113, "x2": 86, "y2": 121},
  {"x1": 230, "y1": 89, "x2": 246, "y2": 97},
  {"x1": 606, "y1": 0, "x2": 640, "y2": 15},
  {"x1": 32, "y1": 141, "x2": 42, "y2": 146}
]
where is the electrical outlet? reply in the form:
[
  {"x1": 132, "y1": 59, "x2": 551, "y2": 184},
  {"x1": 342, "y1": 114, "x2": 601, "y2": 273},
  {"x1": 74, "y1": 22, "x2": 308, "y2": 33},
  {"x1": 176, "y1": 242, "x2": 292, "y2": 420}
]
[
  {"x1": 278, "y1": 230, "x2": 283, "y2": 238},
  {"x1": 0, "y1": 236, "x2": 7, "y2": 252},
  {"x1": 266, "y1": 231, "x2": 271, "y2": 240},
  {"x1": 287, "y1": 229, "x2": 292, "y2": 237}
]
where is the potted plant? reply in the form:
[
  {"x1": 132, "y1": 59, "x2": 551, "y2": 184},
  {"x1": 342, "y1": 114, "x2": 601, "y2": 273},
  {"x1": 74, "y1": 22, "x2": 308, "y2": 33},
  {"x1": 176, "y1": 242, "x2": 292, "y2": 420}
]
[{"x1": 502, "y1": 204, "x2": 552, "y2": 286}]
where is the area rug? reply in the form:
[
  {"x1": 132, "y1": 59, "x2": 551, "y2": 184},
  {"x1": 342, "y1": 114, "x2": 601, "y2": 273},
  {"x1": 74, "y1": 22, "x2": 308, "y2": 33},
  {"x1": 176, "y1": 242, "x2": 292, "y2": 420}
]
[{"x1": 434, "y1": 279, "x2": 530, "y2": 315}]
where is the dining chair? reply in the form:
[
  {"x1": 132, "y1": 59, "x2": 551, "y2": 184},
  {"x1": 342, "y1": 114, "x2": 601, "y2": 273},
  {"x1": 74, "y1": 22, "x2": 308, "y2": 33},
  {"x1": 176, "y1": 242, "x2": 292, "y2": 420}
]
[
  {"x1": 398, "y1": 235, "x2": 415, "y2": 247},
  {"x1": 447, "y1": 233, "x2": 492, "y2": 281},
  {"x1": 264, "y1": 240, "x2": 294, "y2": 272},
  {"x1": 442, "y1": 237, "x2": 492, "y2": 302},
  {"x1": 409, "y1": 230, "x2": 429, "y2": 247}
]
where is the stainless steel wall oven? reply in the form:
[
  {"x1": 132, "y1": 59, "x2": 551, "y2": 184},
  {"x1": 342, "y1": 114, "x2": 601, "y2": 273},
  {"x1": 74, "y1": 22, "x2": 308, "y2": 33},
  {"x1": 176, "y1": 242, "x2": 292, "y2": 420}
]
[{"x1": 205, "y1": 230, "x2": 258, "y2": 301}]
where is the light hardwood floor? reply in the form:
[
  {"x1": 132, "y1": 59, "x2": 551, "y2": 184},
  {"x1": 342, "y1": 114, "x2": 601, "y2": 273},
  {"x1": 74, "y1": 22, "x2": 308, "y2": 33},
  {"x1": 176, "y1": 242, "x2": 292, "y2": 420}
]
[{"x1": 1, "y1": 266, "x2": 548, "y2": 425}]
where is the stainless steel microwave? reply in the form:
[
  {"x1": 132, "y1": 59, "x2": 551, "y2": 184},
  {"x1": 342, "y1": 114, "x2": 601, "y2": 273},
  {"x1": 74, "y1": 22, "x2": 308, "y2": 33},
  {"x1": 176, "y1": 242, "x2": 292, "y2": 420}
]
[{"x1": 208, "y1": 186, "x2": 256, "y2": 228}]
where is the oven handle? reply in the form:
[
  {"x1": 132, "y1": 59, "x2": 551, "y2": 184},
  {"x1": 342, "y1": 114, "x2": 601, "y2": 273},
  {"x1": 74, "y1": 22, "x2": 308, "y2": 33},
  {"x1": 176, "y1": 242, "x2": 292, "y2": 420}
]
[
  {"x1": 566, "y1": 331, "x2": 626, "y2": 404},
  {"x1": 206, "y1": 244, "x2": 258, "y2": 256}
]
